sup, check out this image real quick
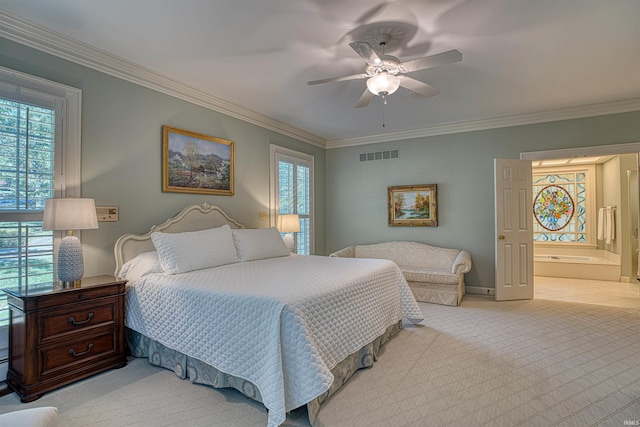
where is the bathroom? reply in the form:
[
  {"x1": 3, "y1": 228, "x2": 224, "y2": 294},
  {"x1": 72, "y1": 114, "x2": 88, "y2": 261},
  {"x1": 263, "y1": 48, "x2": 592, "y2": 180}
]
[{"x1": 533, "y1": 153, "x2": 640, "y2": 290}]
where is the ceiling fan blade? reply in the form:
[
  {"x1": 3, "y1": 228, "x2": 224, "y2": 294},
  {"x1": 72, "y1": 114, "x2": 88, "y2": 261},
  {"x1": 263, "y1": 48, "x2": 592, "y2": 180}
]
[
  {"x1": 399, "y1": 50, "x2": 462, "y2": 73},
  {"x1": 307, "y1": 73, "x2": 369, "y2": 85},
  {"x1": 355, "y1": 89, "x2": 375, "y2": 108},
  {"x1": 349, "y1": 41, "x2": 383, "y2": 66},
  {"x1": 399, "y1": 76, "x2": 441, "y2": 98}
]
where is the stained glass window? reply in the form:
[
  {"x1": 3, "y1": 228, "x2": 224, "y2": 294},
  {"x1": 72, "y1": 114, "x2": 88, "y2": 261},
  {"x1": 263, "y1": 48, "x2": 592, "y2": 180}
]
[
  {"x1": 533, "y1": 172, "x2": 586, "y2": 243},
  {"x1": 533, "y1": 185, "x2": 574, "y2": 231}
]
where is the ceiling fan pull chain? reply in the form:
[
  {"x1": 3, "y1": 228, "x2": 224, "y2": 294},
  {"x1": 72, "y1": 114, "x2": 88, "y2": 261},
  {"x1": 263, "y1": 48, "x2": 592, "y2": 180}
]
[{"x1": 382, "y1": 97, "x2": 386, "y2": 127}]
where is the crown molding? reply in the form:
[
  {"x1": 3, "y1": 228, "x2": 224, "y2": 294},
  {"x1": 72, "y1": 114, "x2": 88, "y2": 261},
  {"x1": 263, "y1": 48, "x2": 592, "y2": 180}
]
[
  {"x1": 326, "y1": 98, "x2": 640, "y2": 149},
  {"x1": 0, "y1": 10, "x2": 327, "y2": 148}
]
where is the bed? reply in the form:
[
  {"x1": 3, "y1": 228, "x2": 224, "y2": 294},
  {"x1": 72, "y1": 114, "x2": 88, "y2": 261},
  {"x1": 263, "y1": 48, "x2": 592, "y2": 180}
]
[{"x1": 114, "y1": 203, "x2": 424, "y2": 426}]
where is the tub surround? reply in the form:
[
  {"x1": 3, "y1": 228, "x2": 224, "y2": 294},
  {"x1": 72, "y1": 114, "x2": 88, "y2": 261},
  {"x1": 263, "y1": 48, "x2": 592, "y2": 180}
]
[{"x1": 534, "y1": 248, "x2": 621, "y2": 281}]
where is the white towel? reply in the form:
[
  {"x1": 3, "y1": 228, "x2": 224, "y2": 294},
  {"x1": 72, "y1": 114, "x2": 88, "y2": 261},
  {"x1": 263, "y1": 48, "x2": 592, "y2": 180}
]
[
  {"x1": 597, "y1": 207, "x2": 605, "y2": 241},
  {"x1": 605, "y1": 206, "x2": 615, "y2": 244}
]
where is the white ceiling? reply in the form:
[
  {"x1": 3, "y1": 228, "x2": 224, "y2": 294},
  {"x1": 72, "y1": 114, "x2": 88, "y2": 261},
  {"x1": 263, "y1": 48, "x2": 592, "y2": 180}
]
[{"x1": 1, "y1": 0, "x2": 639, "y2": 147}]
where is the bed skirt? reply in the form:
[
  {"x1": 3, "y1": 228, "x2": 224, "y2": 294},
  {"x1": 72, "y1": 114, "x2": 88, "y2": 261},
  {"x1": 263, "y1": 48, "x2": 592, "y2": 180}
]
[{"x1": 126, "y1": 320, "x2": 402, "y2": 425}]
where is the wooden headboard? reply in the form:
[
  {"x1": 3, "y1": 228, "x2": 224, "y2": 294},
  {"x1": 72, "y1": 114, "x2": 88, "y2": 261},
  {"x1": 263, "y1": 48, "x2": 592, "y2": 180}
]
[{"x1": 113, "y1": 203, "x2": 246, "y2": 275}]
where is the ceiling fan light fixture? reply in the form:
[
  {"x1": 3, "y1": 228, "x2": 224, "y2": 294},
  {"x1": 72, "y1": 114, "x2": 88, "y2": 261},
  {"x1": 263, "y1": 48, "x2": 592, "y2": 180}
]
[{"x1": 366, "y1": 73, "x2": 400, "y2": 96}]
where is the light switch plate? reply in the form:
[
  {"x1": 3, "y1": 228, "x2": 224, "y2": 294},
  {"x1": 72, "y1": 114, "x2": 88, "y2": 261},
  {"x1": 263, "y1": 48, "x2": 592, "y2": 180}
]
[{"x1": 96, "y1": 206, "x2": 118, "y2": 222}]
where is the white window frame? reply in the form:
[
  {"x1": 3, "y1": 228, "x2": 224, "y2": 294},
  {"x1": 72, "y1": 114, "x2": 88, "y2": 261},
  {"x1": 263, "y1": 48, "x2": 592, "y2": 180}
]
[
  {"x1": 269, "y1": 144, "x2": 314, "y2": 254},
  {"x1": 0, "y1": 66, "x2": 81, "y2": 376}
]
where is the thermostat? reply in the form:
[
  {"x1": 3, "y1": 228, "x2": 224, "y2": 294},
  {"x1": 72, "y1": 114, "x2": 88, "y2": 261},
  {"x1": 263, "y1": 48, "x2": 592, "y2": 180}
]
[{"x1": 96, "y1": 206, "x2": 119, "y2": 222}]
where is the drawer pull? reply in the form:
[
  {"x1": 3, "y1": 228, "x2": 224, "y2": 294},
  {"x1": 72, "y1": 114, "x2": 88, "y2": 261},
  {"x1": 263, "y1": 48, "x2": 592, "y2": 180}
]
[
  {"x1": 68, "y1": 312, "x2": 94, "y2": 326},
  {"x1": 79, "y1": 294, "x2": 87, "y2": 301},
  {"x1": 68, "y1": 343, "x2": 94, "y2": 357}
]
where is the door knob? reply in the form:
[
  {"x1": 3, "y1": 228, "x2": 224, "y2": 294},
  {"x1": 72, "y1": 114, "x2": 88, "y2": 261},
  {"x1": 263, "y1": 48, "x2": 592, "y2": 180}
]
[{"x1": 498, "y1": 235, "x2": 506, "y2": 240}]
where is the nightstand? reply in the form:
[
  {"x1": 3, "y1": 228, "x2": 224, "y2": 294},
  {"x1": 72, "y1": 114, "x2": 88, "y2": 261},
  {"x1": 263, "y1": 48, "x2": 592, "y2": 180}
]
[{"x1": 3, "y1": 275, "x2": 127, "y2": 402}]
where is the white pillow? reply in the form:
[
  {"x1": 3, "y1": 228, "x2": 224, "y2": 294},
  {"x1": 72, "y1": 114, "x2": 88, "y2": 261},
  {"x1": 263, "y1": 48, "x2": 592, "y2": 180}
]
[
  {"x1": 118, "y1": 251, "x2": 163, "y2": 282},
  {"x1": 232, "y1": 227, "x2": 290, "y2": 262},
  {"x1": 151, "y1": 225, "x2": 239, "y2": 274}
]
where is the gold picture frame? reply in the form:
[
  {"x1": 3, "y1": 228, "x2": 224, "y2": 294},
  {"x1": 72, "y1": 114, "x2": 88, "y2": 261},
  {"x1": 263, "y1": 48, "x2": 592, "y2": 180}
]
[
  {"x1": 388, "y1": 184, "x2": 438, "y2": 226},
  {"x1": 162, "y1": 125, "x2": 234, "y2": 196}
]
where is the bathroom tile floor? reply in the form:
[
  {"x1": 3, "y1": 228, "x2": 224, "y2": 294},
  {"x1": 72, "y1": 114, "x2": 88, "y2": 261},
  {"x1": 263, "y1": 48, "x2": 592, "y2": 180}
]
[{"x1": 535, "y1": 275, "x2": 640, "y2": 308}]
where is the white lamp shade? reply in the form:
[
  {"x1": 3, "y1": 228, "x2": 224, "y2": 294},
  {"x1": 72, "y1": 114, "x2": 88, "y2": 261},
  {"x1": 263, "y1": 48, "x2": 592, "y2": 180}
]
[
  {"x1": 277, "y1": 214, "x2": 300, "y2": 233},
  {"x1": 366, "y1": 73, "x2": 400, "y2": 96},
  {"x1": 42, "y1": 198, "x2": 98, "y2": 231}
]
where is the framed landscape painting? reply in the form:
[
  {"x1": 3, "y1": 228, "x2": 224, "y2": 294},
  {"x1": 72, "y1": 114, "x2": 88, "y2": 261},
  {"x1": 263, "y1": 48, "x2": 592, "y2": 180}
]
[
  {"x1": 162, "y1": 125, "x2": 234, "y2": 196},
  {"x1": 388, "y1": 184, "x2": 438, "y2": 226}
]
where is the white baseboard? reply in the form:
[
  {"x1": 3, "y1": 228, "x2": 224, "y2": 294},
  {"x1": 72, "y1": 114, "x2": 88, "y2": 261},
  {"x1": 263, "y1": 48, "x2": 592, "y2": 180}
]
[{"x1": 466, "y1": 286, "x2": 495, "y2": 296}]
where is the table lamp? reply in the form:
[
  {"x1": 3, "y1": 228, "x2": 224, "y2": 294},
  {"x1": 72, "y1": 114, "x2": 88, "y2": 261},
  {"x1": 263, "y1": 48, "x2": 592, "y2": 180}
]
[
  {"x1": 277, "y1": 214, "x2": 300, "y2": 253},
  {"x1": 42, "y1": 198, "x2": 98, "y2": 285}
]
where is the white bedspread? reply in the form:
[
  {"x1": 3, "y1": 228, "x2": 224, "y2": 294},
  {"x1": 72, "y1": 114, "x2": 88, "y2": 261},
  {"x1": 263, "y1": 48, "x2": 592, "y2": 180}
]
[{"x1": 125, "y1": 255, "x2": 423, "y2": 427}]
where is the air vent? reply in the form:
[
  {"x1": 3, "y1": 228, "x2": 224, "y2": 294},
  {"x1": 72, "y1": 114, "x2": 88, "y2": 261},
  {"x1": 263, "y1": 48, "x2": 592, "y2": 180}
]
[{"x1": 359, "y1": 149, "x2": 399, "y2": 162}]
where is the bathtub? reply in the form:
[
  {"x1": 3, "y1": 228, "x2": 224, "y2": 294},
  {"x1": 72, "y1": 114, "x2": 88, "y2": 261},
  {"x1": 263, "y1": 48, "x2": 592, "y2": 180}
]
[{"x1": 534, "y1": 253, "x2": 621, "y2": 281}]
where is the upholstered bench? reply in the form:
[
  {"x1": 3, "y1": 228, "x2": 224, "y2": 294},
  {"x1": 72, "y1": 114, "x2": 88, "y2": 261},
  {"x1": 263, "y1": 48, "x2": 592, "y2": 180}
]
[{"x1": 330, "y1": 241, "x2": 472, "y2": 306}]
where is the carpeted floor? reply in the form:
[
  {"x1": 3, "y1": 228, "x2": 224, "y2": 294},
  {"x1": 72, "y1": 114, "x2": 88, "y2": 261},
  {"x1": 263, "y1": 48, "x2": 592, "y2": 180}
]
[{"x1": 1, "y1": 295, "x2": 639, "y2": 426}]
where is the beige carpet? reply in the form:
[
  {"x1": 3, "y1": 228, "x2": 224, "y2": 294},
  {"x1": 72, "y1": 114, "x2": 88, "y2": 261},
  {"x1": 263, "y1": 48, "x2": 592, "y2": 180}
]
[{"x1": 1, "y1": 295, "x2": 639, "y2": 426}]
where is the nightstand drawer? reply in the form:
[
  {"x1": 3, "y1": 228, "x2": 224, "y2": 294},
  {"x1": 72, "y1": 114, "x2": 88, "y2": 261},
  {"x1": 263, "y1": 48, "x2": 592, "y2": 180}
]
[
  {"x1": 36, "y1": 286, "x2": 121, "y2": 310},
  {"x1": 39, "y1": 301, "x2": 117, "y2": 343},
  {"x1": 40, "y1": 331, "x2": 118, "y2": 377}
]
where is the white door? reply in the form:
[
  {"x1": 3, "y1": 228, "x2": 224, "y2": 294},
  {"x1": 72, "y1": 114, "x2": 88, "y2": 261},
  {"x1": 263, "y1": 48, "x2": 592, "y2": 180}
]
[{"x1": 494, "y1": 159, "x2": 534, "y2": 301}]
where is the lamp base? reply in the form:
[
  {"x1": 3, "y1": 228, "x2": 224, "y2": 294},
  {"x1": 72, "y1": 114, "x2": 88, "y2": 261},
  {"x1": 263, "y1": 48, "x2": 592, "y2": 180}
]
[
  {"x1": 57, "y1": 280, "x2": 82, "y2": 288},
  {"x1": 57, "y1": 235, "x2": 84, "y2": 283},
  {"x1": 283, "y1": 233, "x2": 295, "y2": 253}
]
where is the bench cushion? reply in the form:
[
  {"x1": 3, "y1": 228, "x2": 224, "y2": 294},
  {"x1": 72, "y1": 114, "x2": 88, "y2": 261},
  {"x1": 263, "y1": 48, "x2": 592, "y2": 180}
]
[{"x1": 400, "y1": 266, "x2": 459, "y2": 285}]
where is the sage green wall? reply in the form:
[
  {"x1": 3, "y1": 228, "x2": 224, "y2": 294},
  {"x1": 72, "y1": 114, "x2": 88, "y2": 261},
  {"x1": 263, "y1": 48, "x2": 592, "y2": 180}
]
[
  {"x1": 326, "y1": 112, "x2": 640, "y2": 289},
  {"x1": 0, "y1": 37, "x2": 326, "y2": 276}
]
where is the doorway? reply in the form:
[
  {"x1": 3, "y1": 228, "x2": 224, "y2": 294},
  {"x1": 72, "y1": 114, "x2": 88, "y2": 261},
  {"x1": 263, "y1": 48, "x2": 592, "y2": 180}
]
[{"x1": 521, "y1": 142, "x2": 640, "y2": 308}]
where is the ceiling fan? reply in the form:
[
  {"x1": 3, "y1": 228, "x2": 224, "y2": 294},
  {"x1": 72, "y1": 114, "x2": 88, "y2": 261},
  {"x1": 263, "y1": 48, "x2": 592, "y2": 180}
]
[{"x1": 307, "y1": 34, "x2": 462, "y2": 108}]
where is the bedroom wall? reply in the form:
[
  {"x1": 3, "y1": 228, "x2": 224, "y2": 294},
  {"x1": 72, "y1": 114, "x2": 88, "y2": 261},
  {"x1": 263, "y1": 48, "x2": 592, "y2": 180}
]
[
  {"x1": 0, "y1": 37, "x2": 326, "y2": 276},
  {"x1": 325, "y1": 111, "x2": 640, "y2": 290}
]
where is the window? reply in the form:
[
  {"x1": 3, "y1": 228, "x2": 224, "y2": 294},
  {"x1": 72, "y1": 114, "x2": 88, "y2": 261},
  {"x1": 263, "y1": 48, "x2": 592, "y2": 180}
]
[
  {"x1": 0, "y1": 67, "x2": 81, "y2": 368},
  {"x1": 270, "y1": 145, "x2": 314, "y2": 254},
  {"x1": 0, "y1": 99, "x2": 57, "y2": 321},
  {"x1": 532, "y1": 165, "x2": 595, "y2": 245}
]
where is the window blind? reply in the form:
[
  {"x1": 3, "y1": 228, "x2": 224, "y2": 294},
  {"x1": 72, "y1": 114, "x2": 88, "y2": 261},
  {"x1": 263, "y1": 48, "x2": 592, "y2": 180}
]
[
  {"x1": 273, "y1": 148, "x2": 314, "y2": 255},
  {"x1": 0, "y1": 98, "x2": 56, "y2": 326}
]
